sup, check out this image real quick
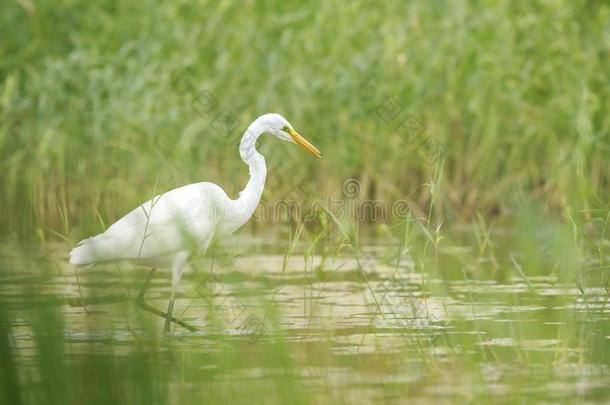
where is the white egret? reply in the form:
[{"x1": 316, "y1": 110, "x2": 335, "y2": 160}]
[{"x1": 69, "y1": 113, "x2": 321, "y2": 332}]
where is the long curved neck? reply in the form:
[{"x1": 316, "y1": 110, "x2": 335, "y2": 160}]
[{"x1": 237, "y1": 121, "x2": 267, "y2": 205}]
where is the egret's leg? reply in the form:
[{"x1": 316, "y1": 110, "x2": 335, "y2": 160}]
[
  {"x1": 136, "y1": 268, "x2": 157, "y2": 306},
  {"x1": 163, "y1": 252, "x2": 190, "y2": 334},
  {"x1": 136, "y1": 267, "x2": 196, "y2": 332}
]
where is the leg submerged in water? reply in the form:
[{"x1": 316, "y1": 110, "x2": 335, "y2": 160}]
[
  {"x1": 164, "y1": 251, "x2": 190, "y2": 333},
  {"x1": 135, "y1": 264, "x2": 196, "y2": 332}
]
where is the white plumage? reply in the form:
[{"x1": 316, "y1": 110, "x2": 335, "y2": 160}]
[
  {"x1": 69, "y1": 113, "x2": 321, "y2": 332},
  {"x1": 70, "y1": 182, "x2": 228, "y2": 265}
]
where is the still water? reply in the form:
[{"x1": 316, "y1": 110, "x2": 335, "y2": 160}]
[{"x1": 1, "y1": 233, "x2": 609, "y2": 404}]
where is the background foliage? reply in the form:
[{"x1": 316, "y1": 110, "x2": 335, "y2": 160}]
[{"x1": 1, "y1": 0, "x2": 608, "y2": 240}]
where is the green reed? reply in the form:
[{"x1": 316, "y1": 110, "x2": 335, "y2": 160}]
[{"x1": 1, "y1": 0, "x2": 609, "y2": 240}]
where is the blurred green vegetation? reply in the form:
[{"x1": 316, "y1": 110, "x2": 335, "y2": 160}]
[
  {"x1": 1, "y1": 0, "x2": 608, "y2": 240},
  {"x1": 1, "y1": 1, "x2": 610, "y2": 402}
]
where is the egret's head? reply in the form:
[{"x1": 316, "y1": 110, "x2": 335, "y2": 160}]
[{"x1": 258, "y1": 113, "x2": 322, "y2": 158}]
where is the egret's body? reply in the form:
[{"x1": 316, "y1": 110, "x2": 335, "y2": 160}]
[{"x1": 69, "y1": 113, "x2": 321, "y2": 331}]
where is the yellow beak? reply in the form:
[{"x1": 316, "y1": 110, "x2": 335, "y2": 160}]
[{"x1": 287, "y1": 128, "x2": 322, "y2": 158}]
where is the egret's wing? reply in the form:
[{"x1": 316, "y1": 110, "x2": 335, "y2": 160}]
[
  {"x1": 105, "y1": 185, "x2": 199, "y2": 235},
  {"x1": 70, "y1": 182, "x2": 229, "y2": 264}
]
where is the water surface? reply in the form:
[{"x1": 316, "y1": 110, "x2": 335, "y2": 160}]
[{"x1": 1, "y1": 234, "x2": 609, "y2": 403}]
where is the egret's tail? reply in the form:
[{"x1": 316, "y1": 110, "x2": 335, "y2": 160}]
[{"x1": 69, "y1": 234, "x2": 118, "y2": 266}]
